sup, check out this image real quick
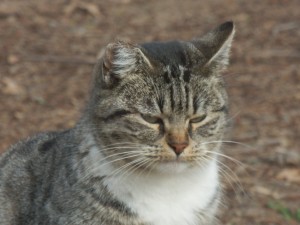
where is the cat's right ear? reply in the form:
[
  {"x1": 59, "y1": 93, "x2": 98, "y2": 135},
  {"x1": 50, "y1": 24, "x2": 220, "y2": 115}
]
[
  {"x1": 101, "y1": 41, "x2": 152, "y2": 87},
  {"x1": 191, "y1": 21, "x2": 235, "y2": 71}
]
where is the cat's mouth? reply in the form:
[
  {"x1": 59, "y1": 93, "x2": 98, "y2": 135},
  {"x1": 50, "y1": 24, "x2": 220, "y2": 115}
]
[
  {"x1": 152, "y1": 154, "x2": 203, "y2": 170},
  {"x1": 162, "y1": 158, "x2": 200, "y2": 168},
  {"x1": 160, "y1": 159, "x2": 191, "y2": 166},
  {"x1": 146, "y1": 149, "x2": 204, "y2": 162},
  {"x1": 152, "y1": 158, "x2": 195, "y2": 173}
]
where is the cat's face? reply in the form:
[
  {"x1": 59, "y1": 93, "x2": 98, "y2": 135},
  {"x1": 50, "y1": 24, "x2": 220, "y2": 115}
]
[{"x1": 89, "y1": 22, "x2": 234, "y2": 174}]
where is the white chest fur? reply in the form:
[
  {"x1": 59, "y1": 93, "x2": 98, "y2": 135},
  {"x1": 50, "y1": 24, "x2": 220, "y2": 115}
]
[{"x1": 103, "y1": 160, "x2": 219, "y2": 225}]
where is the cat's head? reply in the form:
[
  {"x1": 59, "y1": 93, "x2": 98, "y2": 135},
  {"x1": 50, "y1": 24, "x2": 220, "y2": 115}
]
[{"x1": 88, "y1": 22, "x2": 235, "y2": 174}]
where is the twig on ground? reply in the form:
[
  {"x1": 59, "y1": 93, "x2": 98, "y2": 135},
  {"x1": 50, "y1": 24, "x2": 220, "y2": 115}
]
[
  {"x1": 252, "y1": 49, "x2": 300, "y2": 59},
  {"x1": 272, "y1": 22, "x2": 300, "y2": 36},
  {"x1": 23, "y1": 55, "x2": 96, "y2": 65}
]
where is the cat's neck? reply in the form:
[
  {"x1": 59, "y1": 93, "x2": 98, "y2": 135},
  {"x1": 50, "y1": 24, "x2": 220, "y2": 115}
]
[
  {"x1": 103, "y1": 155, "x2": 219, "y2": 225},
  {"x1": 80, "y1": 134, "x2": 220, "y2": 225}
]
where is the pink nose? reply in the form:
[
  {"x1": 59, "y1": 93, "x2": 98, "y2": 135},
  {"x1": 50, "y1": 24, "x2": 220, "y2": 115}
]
[{"x1": 168, "y1": 142, "x2": 188, "y2": 156}]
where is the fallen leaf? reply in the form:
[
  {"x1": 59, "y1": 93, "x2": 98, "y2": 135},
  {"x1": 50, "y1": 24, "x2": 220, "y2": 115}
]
[
  {"x1": 64, "y1": 2, "x2": 101, "y2": 18},
  {"x1": 276, "y1": 168, "x2": 300, "y2": 183},
  {"x1": 8, "y1": 54, "x2": 19, "y2": 64},
  {"x1": 81, "y1": 3, "x2": 101, "y2": 17},
  {"x1": 2, "y1": 78, "x2": 25, "y2": 96},
  {"x1": 251, "y1": 185, "x2": 281, "y2": 199}
]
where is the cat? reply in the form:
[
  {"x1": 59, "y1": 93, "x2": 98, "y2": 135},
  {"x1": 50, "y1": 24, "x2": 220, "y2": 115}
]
[{"x1": 0, "y1": 21, "x2": 235, "y2": 225}]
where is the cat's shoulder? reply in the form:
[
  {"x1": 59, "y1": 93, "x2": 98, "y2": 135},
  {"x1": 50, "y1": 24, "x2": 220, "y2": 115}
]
[{"x1": 0, "y1": 130, "x2": 73, "y2": 170}]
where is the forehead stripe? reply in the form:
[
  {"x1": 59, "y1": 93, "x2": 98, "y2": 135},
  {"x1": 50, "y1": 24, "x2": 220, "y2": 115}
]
[
  {"x1": 183, "y1": 70, "x2": 191, "y2": 82},
  {"x1": 170, "y1": 84, "x2": 175, "y2": 110},
  {"x1": 185, "y1": 85, "x2": 190, "y2": 111},
  {"x1": 163, "y1": 71, "x2": 171, "y2": 84}
]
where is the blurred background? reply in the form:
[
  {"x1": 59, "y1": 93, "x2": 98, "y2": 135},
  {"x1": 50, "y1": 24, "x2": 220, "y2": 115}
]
[{"x1": 0, "y1": 0, "x2": 299, "y2": 224}]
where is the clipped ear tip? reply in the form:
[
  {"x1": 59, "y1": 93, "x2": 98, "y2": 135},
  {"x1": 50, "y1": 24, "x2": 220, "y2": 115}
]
[
  {"x1": 190, "y1": 21, "x2": 236, "y2": 69},
  {"x1": 102, "y1": 43, "x2": 115, "y2": 69},
  {"x1": 220, "y1": 21, "x2": 234, "y2": 29},
  {"x1": 218, "y1": 21, "x2": 235, "y2": 35}
]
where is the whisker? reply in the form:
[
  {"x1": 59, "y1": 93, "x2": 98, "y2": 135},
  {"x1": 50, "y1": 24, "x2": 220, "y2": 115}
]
[
  {"x1": 201, "y1": 140, "x2": 254, "y2": 150},
  {"x1": 205, "y1": 154, "x2": 247, "y2": 201},
  {"x1": 206, "y1": 151, "x2": 246, "y2": 168},
  {"x1": 135, "y1": 158, "x2": 158, "y2": 180},
  {"x1": 79, "y1": 153, "x2": 145, "y2": 182},
  {"x1": 108, "y1": 157, "x2": 147, "y2": 179},
  {"x1": 121, "y1": 158, "x2": 152, "y2": 182},
  {"x1": 73, "y1": 148, "x2": 147, "y2": 171},
  {"x1": 99, "y1": 146, "x2": 147, "y2": 153},
  {"x1": 225, "y1": 110, "x2": 241, "y2": 123},
  {"x1": 100, "y1": 142, "x2": 145, "y2": 148}
]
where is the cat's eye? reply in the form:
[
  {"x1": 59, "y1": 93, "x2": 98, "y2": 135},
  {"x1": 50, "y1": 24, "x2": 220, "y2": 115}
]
[
  {"x1": 141, "y1": 114, "x2": 162, "y2": 124},
  {"x1": 190, "y1": 115, "x2": 207, "y2": 124}
]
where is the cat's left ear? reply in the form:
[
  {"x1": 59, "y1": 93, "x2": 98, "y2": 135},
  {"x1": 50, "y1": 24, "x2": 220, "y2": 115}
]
[
  {"x1": 101, "y1": 41, "x2": 152, "y2": 87},
  {"x1": 191, "y1": 21, "x2": 235, "y2": 71}
]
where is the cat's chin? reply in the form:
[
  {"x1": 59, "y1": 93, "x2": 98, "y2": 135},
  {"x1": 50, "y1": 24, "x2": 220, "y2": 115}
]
[{"x1": 151, "y1": 160, "x2": 199, "y2": 174}]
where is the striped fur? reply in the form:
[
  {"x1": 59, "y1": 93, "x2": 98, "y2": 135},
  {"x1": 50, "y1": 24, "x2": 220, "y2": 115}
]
[{"x1": 0, "y1": 22, "x2": 235, "y2": 225}]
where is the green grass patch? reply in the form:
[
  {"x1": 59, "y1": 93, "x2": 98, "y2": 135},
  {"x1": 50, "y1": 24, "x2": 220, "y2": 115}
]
[{"x1": 267, "y1": 200, "x2": 300, "y2": 222}]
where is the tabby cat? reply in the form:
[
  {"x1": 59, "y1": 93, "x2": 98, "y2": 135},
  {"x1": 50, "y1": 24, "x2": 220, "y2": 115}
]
[{"x1": 0, "y1": 21, "x2": 235, "y2": 225}]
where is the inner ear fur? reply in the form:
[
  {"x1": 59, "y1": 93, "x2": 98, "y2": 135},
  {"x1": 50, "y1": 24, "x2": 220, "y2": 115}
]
[
  {"x1": 191, "y1": 21, "x2": 235, "y2": 70},
  {"x1": 102, "y1": 41, "x2": 152, "y2": 87}
]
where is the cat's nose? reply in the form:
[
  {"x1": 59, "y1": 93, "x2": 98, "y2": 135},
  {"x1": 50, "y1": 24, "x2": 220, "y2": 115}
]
[{"x1": 168, "y1": 142, "x2": 188, "y2": 156}]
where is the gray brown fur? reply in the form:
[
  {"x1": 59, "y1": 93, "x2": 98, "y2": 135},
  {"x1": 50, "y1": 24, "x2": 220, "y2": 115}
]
[{"x1": 0, "y1": 22, "x2": 235, "y2": 225}]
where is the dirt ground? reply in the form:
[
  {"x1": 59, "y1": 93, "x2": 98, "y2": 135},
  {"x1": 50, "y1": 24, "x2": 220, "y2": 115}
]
[{"x1": 0, "y1": 0, "x2": 299, "y2": 224}]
